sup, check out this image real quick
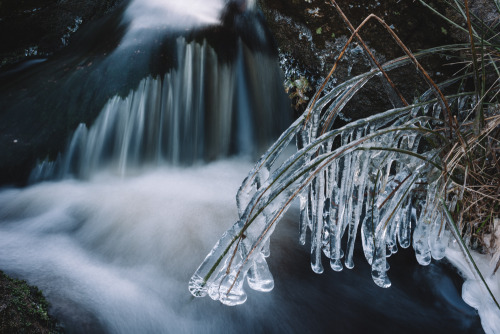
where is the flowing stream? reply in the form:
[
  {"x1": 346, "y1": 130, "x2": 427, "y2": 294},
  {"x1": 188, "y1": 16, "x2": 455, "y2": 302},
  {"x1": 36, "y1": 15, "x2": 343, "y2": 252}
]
[{"x1": 0, "y1": 0, "x2": 485, "y2": 333}]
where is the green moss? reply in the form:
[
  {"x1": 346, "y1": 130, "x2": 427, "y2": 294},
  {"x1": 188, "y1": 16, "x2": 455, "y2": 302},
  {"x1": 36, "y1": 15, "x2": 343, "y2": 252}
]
[
  {"x1": 284, "y1": 76, "x2": 312, "y2": 110},
  {"x1": 0, "y1": 271, "x2": 63, "y2": 333}
]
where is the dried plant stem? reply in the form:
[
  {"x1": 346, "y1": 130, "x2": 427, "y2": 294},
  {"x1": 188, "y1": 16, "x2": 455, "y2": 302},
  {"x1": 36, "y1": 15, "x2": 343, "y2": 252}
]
[
  {"x1": 329, "y1": 0, "x2": 462, "y2": 145},
  {"x1": 329, "y1": 1, "x2": 408, "y2": 108},
  {"x1": 464, "y1": 0, "x2": 485, "y2": 133}
]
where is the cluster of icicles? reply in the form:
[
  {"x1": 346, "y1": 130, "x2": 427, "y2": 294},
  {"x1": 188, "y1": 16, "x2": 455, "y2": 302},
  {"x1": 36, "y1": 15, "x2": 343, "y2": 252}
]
[{"x1": 189, "y1": 52, "x2": 474, "y2": 305}]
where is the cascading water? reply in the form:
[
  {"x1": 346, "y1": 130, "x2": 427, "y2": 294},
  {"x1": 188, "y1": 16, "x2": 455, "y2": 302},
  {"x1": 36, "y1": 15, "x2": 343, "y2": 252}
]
[
  {"x1": 0, "y1": 0, "x2": 485, "y2": 333},
  {"x1": 29, "y1": 35, "x2": 288, "y2": 182}
]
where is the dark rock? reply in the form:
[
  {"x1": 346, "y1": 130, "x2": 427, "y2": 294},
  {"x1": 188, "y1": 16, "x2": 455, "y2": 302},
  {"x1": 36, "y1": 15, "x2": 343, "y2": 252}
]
[
  {"x1": 0, "y1": 0, "x2": 127, "y2": 69},
  {"x1": 257, "y1": 0, "x2": 463, "y2": 116},
  {"x1": 0, "y1": 1, "x2": 130, "y2": 187},
  {"x1": 0, "y1": 270, "x2": 63, "y2": 333}
]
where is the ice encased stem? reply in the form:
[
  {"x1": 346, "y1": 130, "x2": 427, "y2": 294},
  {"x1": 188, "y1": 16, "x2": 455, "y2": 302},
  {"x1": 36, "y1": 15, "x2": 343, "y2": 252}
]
[{"x1": 190, "y1": 61, "x2": 464, "y2": 305}]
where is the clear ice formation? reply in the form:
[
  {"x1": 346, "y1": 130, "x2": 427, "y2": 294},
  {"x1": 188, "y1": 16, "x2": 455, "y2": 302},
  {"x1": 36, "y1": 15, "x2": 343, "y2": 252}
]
[{"x1": 189, "y1": 53, "x2": 474, "y2": 305}]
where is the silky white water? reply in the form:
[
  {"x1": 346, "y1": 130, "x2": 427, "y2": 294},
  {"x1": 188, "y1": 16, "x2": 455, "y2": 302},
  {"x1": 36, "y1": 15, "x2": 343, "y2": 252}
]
[
  {"x1": 0, "y1": 160, "x2": 254, "y2": 332},
  {"x1": 124, "y1": 0, "x2": 225, "y2": 31},
  {"x1": 446, "y1": 246, "x2": 500, "y2": 334},
  {"x1": 0, "y1": 159, "x2": 483, "y2": 333}
]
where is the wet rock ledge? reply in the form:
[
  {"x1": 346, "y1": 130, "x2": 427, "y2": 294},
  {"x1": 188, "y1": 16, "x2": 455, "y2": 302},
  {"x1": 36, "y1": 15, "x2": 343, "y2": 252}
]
[
  {"x1": 256, "y1": 0, "x2": 461, "y2": 116},
  {"x1": 0, "y1": 0, "x2": 126, "y2": 69},
  {"x1": 0, "y1": 271, "x2": 62, "y2": 333}
]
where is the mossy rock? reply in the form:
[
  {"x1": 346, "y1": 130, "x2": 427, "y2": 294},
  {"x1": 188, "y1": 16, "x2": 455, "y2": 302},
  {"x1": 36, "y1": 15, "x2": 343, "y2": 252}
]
[
  {"x1": 0, "y1": 271, "x2": 62, "y2": 334},
  {"x1": 257, "y1": 0, "x2": 462, "y2": 116}
]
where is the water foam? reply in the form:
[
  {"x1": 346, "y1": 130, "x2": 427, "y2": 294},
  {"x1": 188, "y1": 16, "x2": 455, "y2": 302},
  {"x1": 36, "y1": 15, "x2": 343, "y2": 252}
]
[
  {"x1": 124, "y1": 0, "x2": 225, "y2": 31},
  {"x1": 446, "y1": 244, "x2": 500, "y2": 334},
  {"x1": 0, "y1": 160, "x2": 252, "y2": 332}
]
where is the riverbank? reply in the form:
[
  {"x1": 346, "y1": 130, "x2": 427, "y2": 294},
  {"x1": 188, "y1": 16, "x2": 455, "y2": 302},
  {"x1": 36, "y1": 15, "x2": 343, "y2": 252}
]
[{"x1": 0, "y1": 271, "x2": 61, "y2": 333}]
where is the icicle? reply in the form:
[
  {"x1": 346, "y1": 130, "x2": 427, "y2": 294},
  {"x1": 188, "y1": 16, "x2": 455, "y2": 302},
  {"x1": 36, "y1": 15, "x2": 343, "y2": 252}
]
[
  {"x1": 361, "y1": 170, "x2": 379, "y2": 265},
  {"x1": 345, "y1": 150, "x2": 369, "y2": 269},
  {"x1": 413, "y1": 216, "x2": 432, "y2": 266},
  {"x1": 329, "y1": 219, "x2": 343, "y2": 272},
  {"x1": 361, "y1": 212, "x2": 375, "y2": 265},
  {"x1": 297, "y1": 129, "x2": 315, "y2": 245},
  {"x1": 397, "y1": 194, "x2": 414, "y2": 249},
  {"x1": 321, "y1": 151, "x2": 334, "y2": 258},
  {"x1": 247, "y1": 252, "x2": 274, "y2": 292},
  {"x1": 385, "y1": 214, "x2": 399, "y2": 257},
  {"x1": 329, "y1": 159, "x2": 343, "y2": 271},
  {"x1": 371, "y1": 226, "x2": 391, "y2": 288},
  {"x1": 261, "y1": 237, "x2": 271, "y2": 258},
  {"x1": 429, "y1": 213, "x2": 450, "y2": 260},
  {"x1": 321, "y1": 210, "x2": 331, "y2": 259},
  {"x1": 308, "y1": 182, "x2": 315, "y2": 230},
  {"x1": 311, "y1": 171, "x2": 325, "y2": 274},
  {"x1": 329, "y1": 161, "x2": 341, "y2": 270},
  {"x1": 217, "y1": 271, "x2": 249, "y2": 306},
  {"x1": 385, "y1": 168, "x2": 415, "y2": 257},
  {"x1": 299, "y1": 189, "x2": 309, "y2": 245}
]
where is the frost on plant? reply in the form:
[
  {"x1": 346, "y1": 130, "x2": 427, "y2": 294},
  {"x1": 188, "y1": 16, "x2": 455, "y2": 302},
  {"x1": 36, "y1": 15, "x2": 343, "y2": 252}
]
[{"x1": 189, "y1": 48, "x2": 476, "y2": 305}]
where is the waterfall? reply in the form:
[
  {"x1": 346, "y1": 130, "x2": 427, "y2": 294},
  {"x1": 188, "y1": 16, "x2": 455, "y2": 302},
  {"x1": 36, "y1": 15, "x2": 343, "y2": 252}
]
[
  {"x1": 30, "y1": 36, "x2": 289, "y2": 182},
  {"x1": 124, "y1": 0, "x2": 225, "y2": 30}
]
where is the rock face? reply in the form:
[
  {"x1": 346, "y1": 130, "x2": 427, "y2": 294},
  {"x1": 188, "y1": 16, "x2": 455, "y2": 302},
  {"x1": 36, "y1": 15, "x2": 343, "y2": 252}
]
[
  {"x1": 256, "y1": 0, "x2": 460, "y2": 116},
  {"x1": 0, "y1": 270, "x2": 62, "y2": 333},
  {"x1": 0, "y1": 0, "x2": 126, "y2": 68},
  {"x1": 0, "y1": 0, "x2": 129, "y2": 186}
]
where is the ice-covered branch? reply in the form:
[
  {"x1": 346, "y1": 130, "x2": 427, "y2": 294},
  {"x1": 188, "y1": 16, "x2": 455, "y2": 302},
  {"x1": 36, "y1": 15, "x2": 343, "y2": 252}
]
[{"x1": 189, "y1": 51, "x2": 477, "y2": 304}]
